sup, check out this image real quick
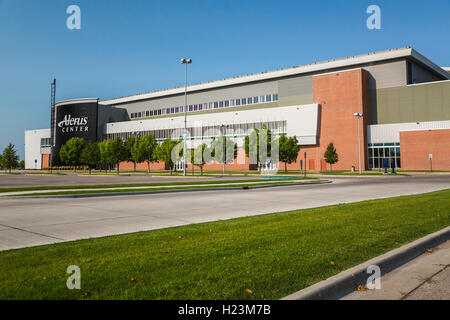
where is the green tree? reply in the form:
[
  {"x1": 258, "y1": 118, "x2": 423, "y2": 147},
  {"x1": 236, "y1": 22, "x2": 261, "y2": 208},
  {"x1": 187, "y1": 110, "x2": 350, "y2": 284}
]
[
  {"x1": 133, "y1": 134, "x2": 157, "y2": 174},
  {"x1": 189, "y1": 149, "x2": 195, "y2": 175},
  {"x1": 0, "y1": 143, "x2": 19, "y2": 173},
  {"x1": 18, "y1": 160, "x2": 25, "y2": 169},
  {"x1": 98, "y1": 139, "x2": 112, "y2": 173},
  {"x1": 80, "y1": 141, "x2": 100, "y2": 174},
  {"x1": 210, "y1": 137, "x2": 237, "y2": 166},
  {"x1": 191, "y1": 143, "x2": 208, "y2": 175},
  {"x1": 244, "y1": 127, "x2": 272, "y2": 171},
  {"x1": 324, "y1": 142, "x2": 339, "y2": 171},
  {"x1": 59, "y1": 138, "x2": 85, "y2": 171},
  {"x1": 109, "y1": 138, "x2": 127, "y2": 175},
  {"x1": 155, "y1": 138, "x2": 181, "y2": 174},
  {"x1": 124, "y1": 136, "x2": 138, "y2": 172},
  {"x1": 279, "y1": 135, "x2": 300, "y2": 173}
]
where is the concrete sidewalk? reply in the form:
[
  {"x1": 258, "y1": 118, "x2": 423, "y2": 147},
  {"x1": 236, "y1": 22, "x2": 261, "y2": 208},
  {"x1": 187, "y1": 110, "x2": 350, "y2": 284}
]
[{"x1": 342, "y1": 240, "x2": 450, "y2": 300}]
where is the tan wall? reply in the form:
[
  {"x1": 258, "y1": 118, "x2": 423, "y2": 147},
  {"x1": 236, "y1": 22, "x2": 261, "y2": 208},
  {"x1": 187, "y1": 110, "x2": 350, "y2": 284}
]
[
  {"x1": 400, "y1": 129, "x2": 450, "y2": 170},
  {"x1": 372, "y1": 80, "x2": 450, "y2": 125}
]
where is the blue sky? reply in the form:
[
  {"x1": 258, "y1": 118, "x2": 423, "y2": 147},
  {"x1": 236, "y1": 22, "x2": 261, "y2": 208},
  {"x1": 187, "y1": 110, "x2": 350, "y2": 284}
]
[{"x1": 0, "y1": 0, "x2": 449, "y2": 159}]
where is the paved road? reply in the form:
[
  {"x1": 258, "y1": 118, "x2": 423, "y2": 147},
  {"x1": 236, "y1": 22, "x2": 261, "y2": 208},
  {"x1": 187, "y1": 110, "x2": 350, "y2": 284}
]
[
  {"x1": 0, "y1": 175, "x2": 449, "y2": 251},
  {"x1": 343, "y1": 240, "x2": 450, "y2": 300}
]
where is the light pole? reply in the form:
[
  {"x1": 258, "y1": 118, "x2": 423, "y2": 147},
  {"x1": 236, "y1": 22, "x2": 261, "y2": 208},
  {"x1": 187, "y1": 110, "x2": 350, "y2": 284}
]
[
  {"x1": 354, "y1": 113, "x2": 363, "y2": 174},
  {"x1": 220, "y1": 124, "x2": 229, "y2": 175},
  {"x1": 180, "y1": 58, "x2": 192, "y2": 176}
]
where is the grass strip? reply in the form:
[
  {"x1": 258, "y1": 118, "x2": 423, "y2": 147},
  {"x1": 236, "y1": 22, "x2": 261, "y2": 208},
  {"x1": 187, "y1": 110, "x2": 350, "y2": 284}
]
[
  {"x1": 7, "y1": 181, "x2": 322, "y2": 197},
  {"x1": 0, "y1": 177, "x2": 316, "y2": 194}
]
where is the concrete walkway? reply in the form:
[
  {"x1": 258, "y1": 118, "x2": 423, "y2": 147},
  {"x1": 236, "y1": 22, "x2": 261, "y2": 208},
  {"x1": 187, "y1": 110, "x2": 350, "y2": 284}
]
[{"x1": 342, "y1": 240, "x2": 450, "y2": 300}]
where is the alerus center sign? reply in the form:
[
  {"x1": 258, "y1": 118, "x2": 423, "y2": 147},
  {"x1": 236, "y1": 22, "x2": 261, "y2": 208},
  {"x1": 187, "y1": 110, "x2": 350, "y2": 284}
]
[
  {"x1": 53, "y1": 100, "x2": 98, "y2": 165},
  {"x1": 58, "y1": 114, "x2": 89, "y2": 133}
]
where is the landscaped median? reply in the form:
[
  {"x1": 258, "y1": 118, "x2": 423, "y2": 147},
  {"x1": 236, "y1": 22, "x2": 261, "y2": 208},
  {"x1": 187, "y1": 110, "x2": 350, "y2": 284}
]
[
  {"x1": 0, "y1": 189, "x2": 449, "y2": 299},
  {"x1": 0, "y1": 177, "x2": 323, "y2": 197}
]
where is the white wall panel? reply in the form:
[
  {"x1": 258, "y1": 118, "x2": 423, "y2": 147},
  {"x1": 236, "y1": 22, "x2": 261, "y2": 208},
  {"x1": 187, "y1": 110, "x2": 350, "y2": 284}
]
[
  {"x1": 25, "y1": 129, "x2": 50, "y2": 169},
  {"x1": 368, "y1": 120, "x2": 450, "y2": 143},
  {"x1": 106, "y1": 104, "x2": 319, "y2": 145}
]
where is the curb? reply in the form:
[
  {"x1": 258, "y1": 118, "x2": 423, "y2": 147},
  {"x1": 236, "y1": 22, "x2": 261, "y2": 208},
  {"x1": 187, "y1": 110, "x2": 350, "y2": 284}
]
[
  {"x1": 0, "y1": 180, "x2": 331, "y2": 199},
  {"x1": 281, "y1": 226, "x2": 450, "y2": 300}
]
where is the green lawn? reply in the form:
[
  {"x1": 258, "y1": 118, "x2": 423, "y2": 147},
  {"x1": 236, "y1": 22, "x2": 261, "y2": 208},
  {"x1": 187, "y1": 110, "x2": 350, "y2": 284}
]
[{"x1": 1, "y1": 189, "x2": 449, "y2": 299}]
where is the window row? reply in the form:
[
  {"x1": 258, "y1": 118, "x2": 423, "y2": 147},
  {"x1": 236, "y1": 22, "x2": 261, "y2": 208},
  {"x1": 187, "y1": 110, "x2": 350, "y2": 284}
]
[
  {"x1": 130, "y1": 93, "x2": 279, "y2": 119},
  {"x1": 105, "y1": 120, "x2": 287, "y2": 141}
]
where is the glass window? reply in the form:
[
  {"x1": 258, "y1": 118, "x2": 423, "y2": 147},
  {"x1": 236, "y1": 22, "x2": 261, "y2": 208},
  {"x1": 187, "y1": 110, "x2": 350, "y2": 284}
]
[
  {"x1": 266, "y1": 95, "x2": 272, "y2": 102},
  {"x1": 230, "y1": 99, "x2": 235, "y2": 106},
  {"x1": 374, "y1": 148, "x2": 379, "y2": 157},
  {"x1": 248, "y1": 97, "x2": 252, "y2": 104},
  {"x1": 260, "y1": 95, "x2": 265, "y2": 103},
  {"x1": 374, "y1": 158, "x2": 379, "y2": 168},
  {"x1": 253, "y1": 96, "x2": 258, "y2": 104},
  {"x1": 235, "y1": 99, "x2": 240, "y2": 106},
  {"x1": 225, "y1": 100, "x2": 229, "y2": 107},
  {"x1": 389, "y1": 147, "x2": 396, "y2": 157},
  {"x1": 219, "y1": 101, "x2": 224, "y2": 108},
  {"x1": 241, "y1": 98, "x2": 246, "y2": 105},
  {"x1": 214, "y1": 102, "x2": 218, "y2": 108},
  {"x1": 368, "y1": 148, "x2": 373, "y2": 157},
  {"x1": 273, "y1": 93, "x2": 278, "y2": 101}
]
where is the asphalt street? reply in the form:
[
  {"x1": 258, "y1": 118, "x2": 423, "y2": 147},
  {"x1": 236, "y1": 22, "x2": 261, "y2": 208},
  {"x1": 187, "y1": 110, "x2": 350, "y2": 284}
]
[{"x1": 0, "y1": 174, "x2": 449, "y2": 251}]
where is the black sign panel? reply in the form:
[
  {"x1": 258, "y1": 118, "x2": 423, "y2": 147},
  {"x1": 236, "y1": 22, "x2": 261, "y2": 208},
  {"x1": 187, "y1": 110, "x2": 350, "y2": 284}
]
[{"x1": 52, "y1": 101, "x2": 98, "y2": 166}]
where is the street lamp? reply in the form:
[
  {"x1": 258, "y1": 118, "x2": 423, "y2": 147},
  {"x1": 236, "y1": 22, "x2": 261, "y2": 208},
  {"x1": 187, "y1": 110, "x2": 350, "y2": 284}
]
[
  {"x1": 220, "y1": 124, "x2": 229, "y2": 176},
  {"x1": 354, "y1": 112, "x2": 363, "y2": 174},
  {"x1": 180, "y1": 58, "x2": 192, "y2": 176}
]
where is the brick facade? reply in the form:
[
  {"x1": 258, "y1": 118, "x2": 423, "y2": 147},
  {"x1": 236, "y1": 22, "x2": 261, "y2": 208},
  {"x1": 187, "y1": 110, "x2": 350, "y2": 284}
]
[{"x1": 400, "y1": 129, "x2": 450, "y2": 170}]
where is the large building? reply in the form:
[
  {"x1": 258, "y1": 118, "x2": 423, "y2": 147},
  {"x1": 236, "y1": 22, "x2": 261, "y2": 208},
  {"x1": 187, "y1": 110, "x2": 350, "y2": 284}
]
[{"x1": 25, "y1": 47, "x2": 450, "y2": 171}]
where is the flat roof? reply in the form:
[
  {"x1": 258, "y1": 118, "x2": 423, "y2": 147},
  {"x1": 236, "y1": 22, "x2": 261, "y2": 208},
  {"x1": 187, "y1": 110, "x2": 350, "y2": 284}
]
[
  {"x1": 55, "y1": 98, "x2": 99, "y2": 107},
  {"x1": 100, "y1": 47, "x2": 450, "y2": 106}
]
